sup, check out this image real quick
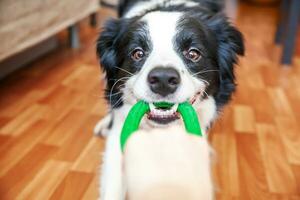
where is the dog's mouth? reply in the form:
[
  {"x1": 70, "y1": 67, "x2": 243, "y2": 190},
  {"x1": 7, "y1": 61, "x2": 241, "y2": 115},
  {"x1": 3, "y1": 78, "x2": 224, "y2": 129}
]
[
  {"x1": 147, "y1": 103, "x2": 180, "y2": 124},
  {"x1": 146, "y1": 91, "x2": 203, "y2": 124}
]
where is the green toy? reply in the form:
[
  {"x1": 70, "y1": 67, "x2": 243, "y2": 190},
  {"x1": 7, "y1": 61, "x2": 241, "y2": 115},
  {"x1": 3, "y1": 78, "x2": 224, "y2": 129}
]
[{"x1": 120, "y1": 101, "x2": 203, "y2": 152}]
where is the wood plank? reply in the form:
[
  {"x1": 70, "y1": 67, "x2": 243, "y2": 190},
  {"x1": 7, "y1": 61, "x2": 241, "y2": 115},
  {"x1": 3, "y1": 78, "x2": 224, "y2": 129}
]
[
  {"x1": 236, "y1": 134, "x2": 272, "y2": 199},
  {"x1": 0, "y1": 144, "x2": 57, "y2": 200},
  {"x1": 233, "y1": 105, "x2": 256, "y2": 133},
  {"x1": 250, "y1": 89, "x2": 275, "y2": 124},
  {"x1": 91, "y1": 100, "x2": 109, "y2": 117},
  {"x1": 0, "y1": 90, "x2": 53, "y2": 118},
  {"x1": 212, "y1": 132, "x2": 239, "y2": 197},
  {"x1": 292, "y1": 165, "x2": 300, "y2": 194},
  {"x1": 0, "y1": 104, "x2": 50, "y2": 136},
  {"x1": 49, "y1": 171, "x2": 93, "y2": 200},
  {"x1": 16, "y1": 160, "x2": 71, "y2": 200},
  {"x1": 62, "y1": 65, "x2": 98, "y2": 91},
  {"x1": 73, "y1": 83, "x2": 104, "y2": 112},
  {"x1": 54, "y1": 115, "x2": 99, "y2": 162},
  {"x1": 215, "y1": 194, "x2": 239, "y2": 200},
  {"x1": 257, "y1": 123, "x2": 298, "y2": 194},
  {"x1": 0, "y1": 117, "x2": 10, "y2": 128},
  {"x1": 276, "y1": 117, "x2": 300, "y2": 165},
  {"x1": 267, "y1": 88, "x2": 294, "y2": 117},
  {"x1": 286, "y1": 87, "x2": 300, "y2": 122},
  {"x1": 42, "y1": 109, "x2": 88, "y2": 146},
  {"x1": 245, "y1": 71, "x2": 265, "y2": 90},
  {"x1": 82, "y1": 176, "x2": 100, "y2": 200},
  {"x1": 71, "y1": 137, "x2": 104, "y2": 173},
  {"x1": 0, "y1": 134, "x2": 12, "y2": 152},
  {"x1": 211, "y1": 105, "x2": 234, "y2": 134},
  {"x1": 0, "y1": 120, "x2": 52, "y2": 177},
  {"x1": 38, "y1": 85, "x2": 82, "y2": 121}
]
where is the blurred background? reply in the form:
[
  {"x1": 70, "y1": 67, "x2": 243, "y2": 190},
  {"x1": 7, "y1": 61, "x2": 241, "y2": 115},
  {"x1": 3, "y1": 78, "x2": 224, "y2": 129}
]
[{"x1": 0, "y1": 0, "x2": 299, "y2": 199}]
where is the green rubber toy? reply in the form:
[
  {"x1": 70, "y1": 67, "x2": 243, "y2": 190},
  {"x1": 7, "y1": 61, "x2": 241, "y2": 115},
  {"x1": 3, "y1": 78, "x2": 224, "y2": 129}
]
[{"x1": 120, "y1": 101, "x2": 203, "y2": 152}]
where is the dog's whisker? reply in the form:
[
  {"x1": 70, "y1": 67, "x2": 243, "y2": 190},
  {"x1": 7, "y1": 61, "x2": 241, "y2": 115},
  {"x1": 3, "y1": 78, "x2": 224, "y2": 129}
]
[
  {"x1": 110, "y1": 96, "x2": 125, "y2": 109},
  {"x1": 117, "y1": 83, "x2": 127, "y2": 88},
  {"x1": 108, "y1": 77, "x2": 131, "y2": 81},
  {"x1": 112, "y1": 91, "x2": 132, "y2": 108},
  {"x1": 203, "y1": 90, "x2": 209, "y2": 98},
  {"x1": 110, "y1": 98, "x2": 121, "y2": 109},
  {"x1": 200, "y1": 79, "x2": 210, "y2": 86},
  {"x1": 114, "y1": 66, "x2": 135, "y2": 76},
  {"x1": 109, "y1": 77, "x2": 131, "y2": 105},
  {"x1": 99, "y1": 91, "x2": 123, "y2": 99},
  {"x1": 192, "y1": 70, "x2": 220, "y2": 77}
]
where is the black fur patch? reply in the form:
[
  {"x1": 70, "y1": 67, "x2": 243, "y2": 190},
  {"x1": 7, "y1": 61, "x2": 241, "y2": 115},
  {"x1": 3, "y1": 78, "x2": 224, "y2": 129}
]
[
  {"x1": 97, "y1": 18, "x2": 151, "y2": 108},
  {"x1": 174, "y1": 10, "x2": 244, "y2": 109}
]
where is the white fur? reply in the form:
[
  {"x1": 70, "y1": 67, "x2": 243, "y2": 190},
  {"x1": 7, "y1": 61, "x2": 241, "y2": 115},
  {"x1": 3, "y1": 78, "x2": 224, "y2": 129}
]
[
  {"x1": 124, "y1": 126, "x2": 213, "y2": 200},
  {"x1": 195, "y1": 96, "x2": 218, "y2": 132},
  {"x1": 124, "y1": 0, "x2": 198, "y2": 18},
  {"x1": 94, "y1": 113, "x2": 112, "y2": 137},
  {"x1": 99, "y1": 105, "x2": 131, "y2": 200},
  {"x1": 97, "y1": 99, "x2": 216, "y2": 200},
  {"x1": 97, "y1": 10, "x2": 218, "y2": 200}
]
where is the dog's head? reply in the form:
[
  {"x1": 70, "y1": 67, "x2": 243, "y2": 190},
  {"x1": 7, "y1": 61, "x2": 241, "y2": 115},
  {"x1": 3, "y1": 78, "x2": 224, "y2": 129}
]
[{"x1": 97, "y1": 11, "x2": 244, "y2": 125}]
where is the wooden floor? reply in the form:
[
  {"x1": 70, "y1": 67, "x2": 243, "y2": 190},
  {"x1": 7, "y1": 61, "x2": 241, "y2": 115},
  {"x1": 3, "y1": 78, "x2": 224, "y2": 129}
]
[{"x1": 0, "y1": 3, "x2": 300, "y2": 200}]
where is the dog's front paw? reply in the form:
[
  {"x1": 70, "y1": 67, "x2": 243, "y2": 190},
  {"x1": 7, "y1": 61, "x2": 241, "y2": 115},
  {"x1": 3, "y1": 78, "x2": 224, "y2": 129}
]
[{"x1": 94, "y1": 114, "x2": 112, "y2": 137}]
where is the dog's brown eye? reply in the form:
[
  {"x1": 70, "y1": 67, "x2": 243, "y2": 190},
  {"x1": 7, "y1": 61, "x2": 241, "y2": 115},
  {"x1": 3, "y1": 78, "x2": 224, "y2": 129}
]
[
  {"x1": 185, "y1": 48, "x2": 202, "y2": 62},
  {"x1": 131, "y1": 48, "x2": 145, "y2": 61}
]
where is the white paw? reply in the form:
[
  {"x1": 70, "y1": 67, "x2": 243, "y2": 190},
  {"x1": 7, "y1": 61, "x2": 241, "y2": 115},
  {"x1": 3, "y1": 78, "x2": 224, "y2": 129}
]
[{"x1": 94, "y1": 114, "x2": 112, "y2": 137}]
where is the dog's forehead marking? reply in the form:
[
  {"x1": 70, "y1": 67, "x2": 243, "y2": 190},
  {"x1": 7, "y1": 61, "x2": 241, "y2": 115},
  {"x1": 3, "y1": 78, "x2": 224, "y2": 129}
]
[
  {"x1": 141, "y1": 12, "x2": 182, "y2": 67},
  {"x1": 124, "y1": 0, "x2": 198, "y2": 18},
  {"x1": 142, "y1": 12, "x2": 180, "y2": 45}
]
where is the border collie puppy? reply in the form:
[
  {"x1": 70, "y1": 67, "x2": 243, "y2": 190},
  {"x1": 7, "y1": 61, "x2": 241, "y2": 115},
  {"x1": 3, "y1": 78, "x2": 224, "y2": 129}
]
[{"x1": 95, "y1": 0, "x2": 244, "y2": 199}]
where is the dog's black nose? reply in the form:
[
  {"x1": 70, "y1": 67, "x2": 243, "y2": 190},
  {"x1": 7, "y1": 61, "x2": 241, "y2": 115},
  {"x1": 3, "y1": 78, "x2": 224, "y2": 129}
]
[{"x1": 147, "y1": 67, "x2": 181, "y2": 97}]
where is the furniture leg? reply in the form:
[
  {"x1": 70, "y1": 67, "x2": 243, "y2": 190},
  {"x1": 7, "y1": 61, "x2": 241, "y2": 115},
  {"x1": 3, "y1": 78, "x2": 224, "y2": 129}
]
[
  {"x1": 281, "y1": 0, "x2": 300, "y2": 65},
  {"x1": 275, "y1": 0, "x2": 289, "y2": 44},
  {"x1": 90, "y1": 13, "x2": 98, "y2": 27},
  {"x1": 68, "y1": 24, "x2": 80, "y2": 49}
]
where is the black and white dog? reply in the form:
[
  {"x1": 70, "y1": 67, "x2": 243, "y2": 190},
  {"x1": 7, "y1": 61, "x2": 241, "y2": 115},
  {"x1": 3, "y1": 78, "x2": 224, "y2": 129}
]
[{"x1": 95, "y1": 0, "x2": 244, "y2": 199}]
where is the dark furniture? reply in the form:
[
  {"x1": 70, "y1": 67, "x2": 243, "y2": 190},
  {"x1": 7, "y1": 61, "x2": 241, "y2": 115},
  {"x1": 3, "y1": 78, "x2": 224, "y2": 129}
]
[{"x1": 275, "y1": 0, "x2": 300, "y2": 65}]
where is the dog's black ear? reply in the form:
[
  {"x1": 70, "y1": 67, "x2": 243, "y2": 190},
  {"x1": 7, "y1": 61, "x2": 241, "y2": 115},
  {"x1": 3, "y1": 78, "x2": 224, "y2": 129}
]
[
  {"x1": 207, "y1": 14, "x2": 245, "y2": 107},
  {"x1": 97, "y1": 18, "x2": 123, "y2": 79},
  {"x1": 96, "y1": 18, "x2": 129, "y2": 107},
  {"x1": 209, "y1": 14, "x2": 244, "y2": 76}
]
